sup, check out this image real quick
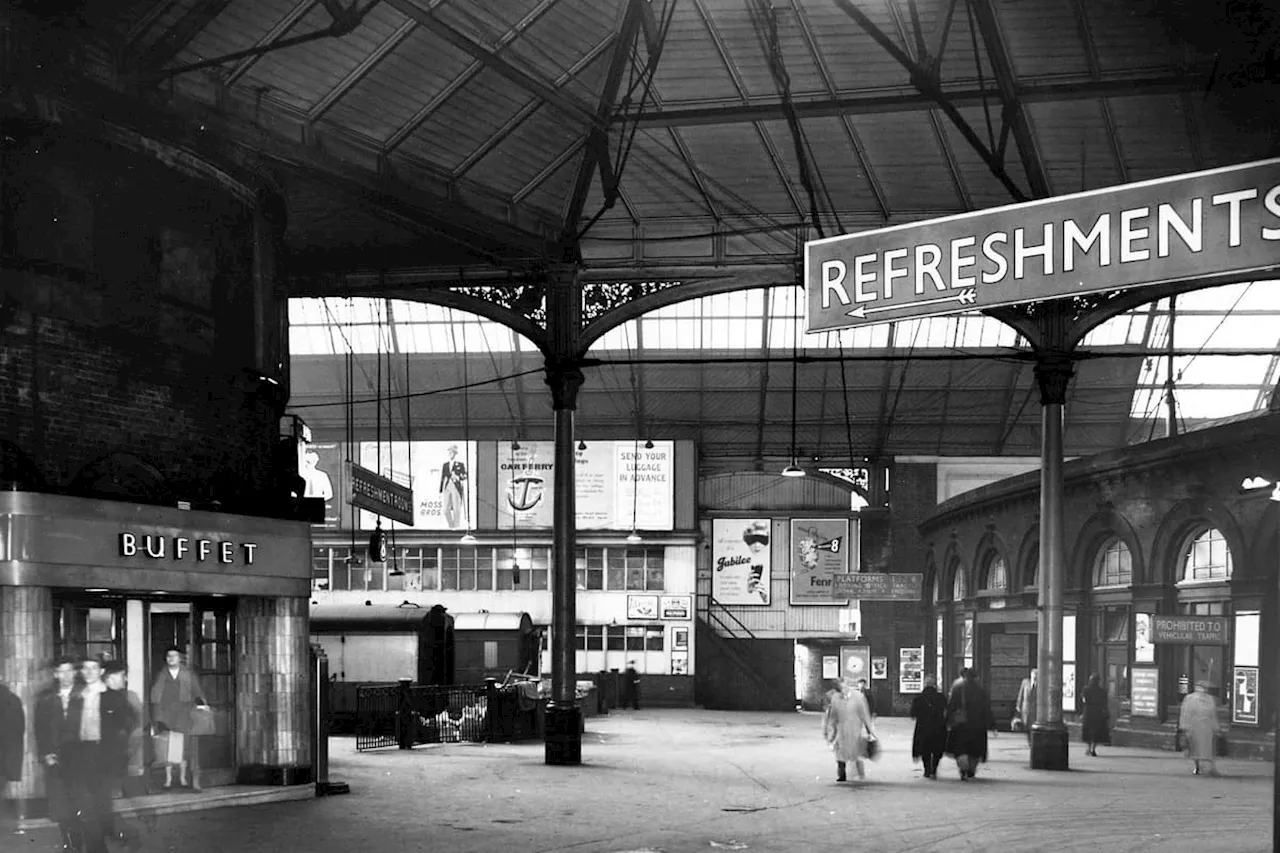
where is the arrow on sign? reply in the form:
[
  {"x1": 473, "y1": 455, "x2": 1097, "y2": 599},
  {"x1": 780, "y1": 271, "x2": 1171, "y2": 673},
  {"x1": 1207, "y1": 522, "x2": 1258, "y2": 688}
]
[{"x1": 846, "y1": 288, "x2": 977, "y2": 319}]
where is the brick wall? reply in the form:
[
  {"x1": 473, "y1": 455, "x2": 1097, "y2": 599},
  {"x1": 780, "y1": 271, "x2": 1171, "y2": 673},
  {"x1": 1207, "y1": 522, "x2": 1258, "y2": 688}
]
[{"x1": 0, "y1": 125, "x2": 283, "y2": 506}]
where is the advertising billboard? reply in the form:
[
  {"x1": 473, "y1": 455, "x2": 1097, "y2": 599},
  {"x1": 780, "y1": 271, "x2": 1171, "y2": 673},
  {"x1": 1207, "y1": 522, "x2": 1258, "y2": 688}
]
[
  {"x1": 358, "y1": 441, "x2": 477, "y2": 531},
  {"x1": 710, "y1": 518, "x2": 772, "y2": 606},
  {"x1": 496, "y1": 440, "x2": 674, "y2": 531}
]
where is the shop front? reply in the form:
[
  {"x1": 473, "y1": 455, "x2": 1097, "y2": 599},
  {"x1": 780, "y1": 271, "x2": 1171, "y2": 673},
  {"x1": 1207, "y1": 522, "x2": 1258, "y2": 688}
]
[{"x1": 0, "y1": 492, "x2": 313, "y2": 822}]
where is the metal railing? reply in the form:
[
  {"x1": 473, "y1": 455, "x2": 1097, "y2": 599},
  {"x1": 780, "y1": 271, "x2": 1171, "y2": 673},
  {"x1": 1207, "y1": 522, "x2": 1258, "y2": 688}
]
[
  {"x1": 354, "y1": 679, "x2": 541, "y2": 750},
  {"x1": 354, "y1": 685, "x2": 400, "y2": 751},
  {"x1": 702, "y1": 594, "x2": 757, "y2": 640}
]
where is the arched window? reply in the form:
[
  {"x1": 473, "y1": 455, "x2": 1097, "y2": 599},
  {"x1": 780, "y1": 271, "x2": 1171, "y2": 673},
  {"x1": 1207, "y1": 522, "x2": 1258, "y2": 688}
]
[
  {"x1": 981, "y1": 553, "x2": 1008, "y2": 592},
  {"x1": 932, "y1": 574, "x2": 942, "y2": 605},
  {"x1": 951, "y1": 567, "x2": 966, "y2": 600},
  {"x1": 1181, "y1": 528, "x2": 1232, "y2": 582},
  {"x1": 1092, "y1": 538, "x2": 1132, "y2": 587},
  {"x1": 1024, "y1": 557, "x2": 1038, "y2": 591}
]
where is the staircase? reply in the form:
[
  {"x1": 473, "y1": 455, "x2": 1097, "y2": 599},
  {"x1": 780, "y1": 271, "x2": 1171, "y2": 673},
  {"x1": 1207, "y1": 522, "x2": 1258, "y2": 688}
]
[{"x1": 695, "y1": 596, "x2": 796, "y2": 711}]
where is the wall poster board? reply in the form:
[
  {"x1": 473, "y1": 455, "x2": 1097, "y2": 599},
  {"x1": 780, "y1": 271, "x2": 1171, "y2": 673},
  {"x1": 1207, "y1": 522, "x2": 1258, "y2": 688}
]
[
  {"x1": 899, "y1": 647, "x2": 925, "y2": 693},
  {"x1": 710, "y1": 518, "x2": 772, "y2": 605},
  {"x1": 790, "y1": 518, "x2": 852, "y2": 605},
  {"x1": 989, "y1": 634, "x2": 1030, "y2": 668},
  {"x1": 839, "y1": 645, "x2": 871, "y2": 683},
  {"x1": 1233, "y1": 666, "x2": 1259, "y2": 725},
  {"x1": 1130, "y1": 666, "x2": 1159, "y2": 718},
  {"x1": 871, "y1": 657, "x2": 888, "y2": 680},
  {"x1": 822, "y1": 655, "x2": 840, "y2": 679}
]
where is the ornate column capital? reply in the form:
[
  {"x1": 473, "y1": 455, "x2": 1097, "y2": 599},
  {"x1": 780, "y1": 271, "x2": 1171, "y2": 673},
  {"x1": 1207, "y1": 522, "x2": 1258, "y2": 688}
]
[
  {"x1": 544, "y1": 362, "x2": 585, "y2": 410},
  {"x1": 1034, "y1": 354, "x2": 1076, "y2": 406}
]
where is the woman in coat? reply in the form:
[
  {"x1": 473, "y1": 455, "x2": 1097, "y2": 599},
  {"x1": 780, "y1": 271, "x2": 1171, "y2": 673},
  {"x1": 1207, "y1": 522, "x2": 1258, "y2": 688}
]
[
  {"x1": 946, "y1": 668, "x2": 994, "y2": 780},
  {"x1": 1178, "y1": 681, "x2": 1222, "y2": 777},
  {"x1": 150, "y1": 647, "x2": 210, "y2": 791},
  {"x1": 822, "y1": 679, "x2": 876, "y2": 782},
  {"x1": 909, "y1": 675, "x2": 949, "y2": 779},
  {"x1": 1079, "y1": 672, "x2": 1111, "y2": 756}
]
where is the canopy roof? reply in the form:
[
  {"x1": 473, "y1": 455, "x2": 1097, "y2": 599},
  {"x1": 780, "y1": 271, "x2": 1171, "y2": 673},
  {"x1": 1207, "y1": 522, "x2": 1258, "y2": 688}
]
[{"x1": 74, "y1": 0, "x2": 1280, "y2": 464}]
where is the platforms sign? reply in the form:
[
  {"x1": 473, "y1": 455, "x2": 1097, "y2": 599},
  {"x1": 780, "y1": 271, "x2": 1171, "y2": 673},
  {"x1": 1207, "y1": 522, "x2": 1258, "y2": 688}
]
[
  {"x1": 831, "y1": 572, "x2": 923, "y2": 601},
  {"x1": 805, "y1": 158, "x2": 1280, "y2": 331}
]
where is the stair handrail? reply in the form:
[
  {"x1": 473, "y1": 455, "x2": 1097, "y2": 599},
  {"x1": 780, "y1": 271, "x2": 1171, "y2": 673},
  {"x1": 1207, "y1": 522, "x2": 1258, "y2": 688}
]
[{"x1": 702, "y1": 593, "x2": 757, "y2": 640}]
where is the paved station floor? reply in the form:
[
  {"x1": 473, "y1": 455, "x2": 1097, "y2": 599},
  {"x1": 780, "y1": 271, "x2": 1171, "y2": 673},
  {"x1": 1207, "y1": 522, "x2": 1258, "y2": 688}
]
[{"x1": 9, "y1": 708, "x2": 1274, "y2": 853}]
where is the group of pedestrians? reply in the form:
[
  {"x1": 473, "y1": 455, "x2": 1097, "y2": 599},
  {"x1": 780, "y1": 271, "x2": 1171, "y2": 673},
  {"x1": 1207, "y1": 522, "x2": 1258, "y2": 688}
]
[
  {"x1": 826, "y1": 664, "x2": 1230, "y2": 784},
  {"x1": 26, "y1": 647, "x2": 209, "y2": 852}
]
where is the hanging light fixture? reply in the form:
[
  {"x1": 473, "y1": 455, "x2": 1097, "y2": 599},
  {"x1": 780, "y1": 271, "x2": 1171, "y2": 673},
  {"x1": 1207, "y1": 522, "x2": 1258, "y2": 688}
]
[
  {"x1": 460, "y1": 531, "x2": 477, "y2": 545},
  {"x1": 577, "y1": 439, "x2": 587, "y2": 451},
  {"x1": 626, "y1": 436, "x2": 642, "y2": 543},
  {"x1": 368, "y1": 520, "x2": 388, "y2": 562},
  {"x1": 455, "y1": 307, "x2": 477, "y2": 545},
  {"x1": 781, "y1": 296, "x2": 806, "y2": 478},
  {"x1": 510, "y1": 441, "x2": 522, "y2": 584}
]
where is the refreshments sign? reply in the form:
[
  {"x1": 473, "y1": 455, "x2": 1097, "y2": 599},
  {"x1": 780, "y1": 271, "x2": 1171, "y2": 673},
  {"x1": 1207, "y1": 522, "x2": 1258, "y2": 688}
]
[{"x1": 805, "y1": 159, "x2": 1280, "y2": 331}]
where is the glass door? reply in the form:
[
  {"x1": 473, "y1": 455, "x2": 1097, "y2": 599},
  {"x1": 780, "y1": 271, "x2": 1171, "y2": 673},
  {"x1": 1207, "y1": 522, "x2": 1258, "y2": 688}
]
[{"x1": 194, "y1": 600, "x2": 236, "y2": 779}]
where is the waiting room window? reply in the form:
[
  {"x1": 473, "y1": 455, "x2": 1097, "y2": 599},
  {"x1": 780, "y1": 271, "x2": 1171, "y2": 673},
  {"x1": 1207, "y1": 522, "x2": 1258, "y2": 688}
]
[
  {"x1": 1181, "y1": 528, "x2": 1232, "y2": 582},
  {"x1": 495, "y1": 547, "x2": 550, "y2": 591},
  {"x1": 575, "y1": 547, "x2": 605, "y2": 590},
  {"x1": 312, "y1": 547, "x2": 331, "y2": 591},
  {"x1": 575, "y1": 625, "x2": 606, "y2": 651},
  {"x1": 54, "y1": 601, "x2": 123, "y2": 663},
  {"x1": 441, "y1": 546, "x2": 493, "y2": 590},
  {"x1": 623, "y1": 625, "x2": 666, "y2": 652},
  {"x1": 606, "y1": 547, "x2": 665, "y2": 591},
  {"x1": 981, "y1": 553, "x2": 1008, "y2": 592},
  {"x1": 1093, "y1": 538, "x2": 1133, "y2": 587}
]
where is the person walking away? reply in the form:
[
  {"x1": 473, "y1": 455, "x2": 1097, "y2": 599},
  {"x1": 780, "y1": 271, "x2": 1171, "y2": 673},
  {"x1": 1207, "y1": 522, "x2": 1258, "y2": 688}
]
[
  {"x1": 35, "y1": 656, "x2": 84, "y2": 851},
  {"x1": 1178, "y1": 681, "x2": 1222, "y2": 777},
  {"x1": 622, "y1": 662, "x2": 641, "y2": 710},
  {"x1": 0, "y1": 680, "x2": 24, "y2": 833},
  {"x1": 946, "y1": 667, "x2": 994, "y2": 780},
  {"x1": 1015, "y1": 668, "x2": 1038, "y2": 742},
  {"x1": 910, "y1": 675, "x2": 949, "y2": 779},
  {"x1": 857, "y1": 678, "x2": 877, "y2": 717},
  {"x1": 150, "y1": 647, "x2": 210, "y2": 791},
  {"x1": 1080, "y1": 672, "x2": 1111, "y2": 756},
  {"x1": 103, "y1": 663, "x2": 147, "y2": 847},
  {"x1": 823, "y1": 679, "x2": 877, "y2": 782}
]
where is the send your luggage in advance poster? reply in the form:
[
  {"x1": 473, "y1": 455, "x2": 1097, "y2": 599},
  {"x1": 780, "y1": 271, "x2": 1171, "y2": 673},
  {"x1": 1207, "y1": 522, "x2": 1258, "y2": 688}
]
[{"x1": 790, "y1": 518, "x2": 854, "y2": 605}]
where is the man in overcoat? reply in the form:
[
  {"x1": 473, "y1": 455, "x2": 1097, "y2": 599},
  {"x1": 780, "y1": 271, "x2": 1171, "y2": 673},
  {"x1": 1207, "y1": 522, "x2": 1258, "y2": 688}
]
[{"x1": 35, "y1": 656, "x2": 84, "y2": 850}]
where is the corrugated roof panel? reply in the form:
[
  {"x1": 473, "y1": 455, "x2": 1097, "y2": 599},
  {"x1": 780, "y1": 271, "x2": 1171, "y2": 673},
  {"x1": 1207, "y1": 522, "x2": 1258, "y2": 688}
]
[
  {"x1": 1187, "y1": 96, "x2": 1275, "y2": 170},
  {"x1": 466, "y1": 107, "x2": 586, "y2": 194},
  {"x1": 1026, "y1": 100, "x2": 1124, "y2": 193},
  {"x1": 430, "y1": 0, "x2": 548, "y2": 46},
  {"x1": 1106, "y1": 94, "x2": 1197, "y2": 182},
  {"x1": 993, "y1": 0, "x2": 1089, "y2": 79},
  {"x1": 942, "y1": 105, "x2": 1034, "y2": 208},
  {"x1": 503, "y1": 1, "x2": 622, "y2": 102},
  {"x1": 847, "y1": 112, "x2": 962, "y2": 214},
  {"x1": 766, "y1": 117, "x2": 887, "y2": 219},
  {"x1": 799, "y1": 2, "x2": 913, "y2": 92},
  {"x1": 179, "y1": 0, "x2": 298, "y2": 68},
  {"x1": 1077, "y1": 0, "x2": 1179, "y2": 73},
  {"x1": 905, "y1": 0, "x2": 985, "y2": 87},
  {"x1": 133, "y1": 0, "x2": 205, "y2": 52},
  {"x1": 649, "y1": 3, "x2": 744, "y2": 103},
  {"x1": 678, "y1": 124, "x2": 802, "y2": 217},
  {"x1": 614, "y1": 136, "x2": 723, "y2": 219},
  {"x1": 240, "y1": 3, "x2": 410, "y2": 113},
  {"x1": 401, "y1": 68, "x2": 540, "y2": 170},
  {"x1": 521, "y1": 151, "x2": 589, "y2": 220},
  {"x1": 324, "y1": 29, "x2": 477, "y2": 144},
  {"x1": 702, "y1": 3, "x2": 826, "y2": 99}
]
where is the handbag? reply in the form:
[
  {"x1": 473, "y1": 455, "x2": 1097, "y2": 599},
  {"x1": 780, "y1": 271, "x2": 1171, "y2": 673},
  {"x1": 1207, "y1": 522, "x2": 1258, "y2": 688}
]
[
  {"x1": 1173, "y1": 728, "x2": 1184, "y2": 753},
  {"x1": 864, "y1": 732, "x2": 880, "y2": 761},
  {"x1": 190, "y1": 705, "x2": 217, "y2": 737},
  {"x1": 1215, "y1": 734, "x2": 1229, "y2": 758},
  {"x1": 152, "y1": 730, "x2": 185, "y2": 765}
]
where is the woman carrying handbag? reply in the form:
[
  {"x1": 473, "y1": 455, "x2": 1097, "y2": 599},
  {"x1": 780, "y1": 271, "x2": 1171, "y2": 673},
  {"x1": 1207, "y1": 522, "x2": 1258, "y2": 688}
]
[{"x1": 150, "y1": 647, "x2": 211, "y2": 791}]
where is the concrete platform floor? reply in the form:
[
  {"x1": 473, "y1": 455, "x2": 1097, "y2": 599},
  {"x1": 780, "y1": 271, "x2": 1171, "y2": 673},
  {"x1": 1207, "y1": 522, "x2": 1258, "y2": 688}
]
[{"x1": 10, "y1": 708, "x2": 1274, "y2": 853}]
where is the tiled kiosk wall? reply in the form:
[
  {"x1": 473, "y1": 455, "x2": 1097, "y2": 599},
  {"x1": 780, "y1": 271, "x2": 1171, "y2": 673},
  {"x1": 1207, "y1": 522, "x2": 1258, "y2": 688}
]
[
  {"x1": 236, "y1": 596, "x2": 312, "y2": 785},
  {"x1": 1, "y1": 585, "x2": 54, "y2": 819}
]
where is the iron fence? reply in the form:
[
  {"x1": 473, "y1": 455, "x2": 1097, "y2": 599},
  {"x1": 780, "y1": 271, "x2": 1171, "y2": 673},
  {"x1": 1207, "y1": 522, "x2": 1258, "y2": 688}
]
[
  {"x1": 354, "y1": 685, "x2": 400, "y2": 751},
  {"x1": 354, "y1": 680, "x2": 542, "y2": 750}
]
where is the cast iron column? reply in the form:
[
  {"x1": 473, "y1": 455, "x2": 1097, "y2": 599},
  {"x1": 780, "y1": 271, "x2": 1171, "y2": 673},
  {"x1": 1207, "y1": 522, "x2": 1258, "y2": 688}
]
[
  {"x1": 1030, "y1": 353, "x2": 1073, "y2": 770},
  {"x1": 544, "y1": 264, "x2": 584, "y2": 766}
]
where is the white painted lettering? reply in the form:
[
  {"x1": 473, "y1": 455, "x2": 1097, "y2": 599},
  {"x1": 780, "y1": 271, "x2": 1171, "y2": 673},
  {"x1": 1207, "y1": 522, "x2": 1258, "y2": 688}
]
[
  {"x1": 220, "y1": 542, "x2": 234, "y2": 564},
  {"x1": 1211, "y1": 188, "x2": 1258, "y2": 247},
  {"x1": 175, "y1": 537, "x2": 189, "y2": 560},
  {"x1": 1119, "y1": 208, "x2": 1150, "y2": 262},
  {"x1": 915, "y1": 244, "x2": 945, "y2": 293},
  {"x1": 198, "y1": 540, "x2": 212, "y2": 561},
  {"x1": 1063, "y1": 214, "x2": 1110, "y2": 272},
  {"x1": 882, "y1": 248, "x2": 908, "y2": 299},
  {"x1": 981, "y1": 232, "x2": 1008, "y2": 284},
  {"x1": 119, "y1": 533, "x2": 137, "y2": 557},
  {"x1": 242, "y1": 543, "x2": 257, "y2": 565},
  {"x1": 821, "y1": 260, "x2": 850, "y2": 307},
  {"x1": 853, "y1": 253, "x2": 878, "y2": 303},
  {"x1": 1014, "y1": 224, "x2": 1053, "y2": 278},
  {"x1": 1262, "y1": 184, "x2": 1280, "y2": 240},
  {"x1": 1157, "y1": 200, "x2": 1202, "y2": 257},
  {"x1": 144, "y1": 535, "x2": 165, "y2": 559},
  {"x1": 950, "y1": 236, "x2": 977, "y2": 288}
]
